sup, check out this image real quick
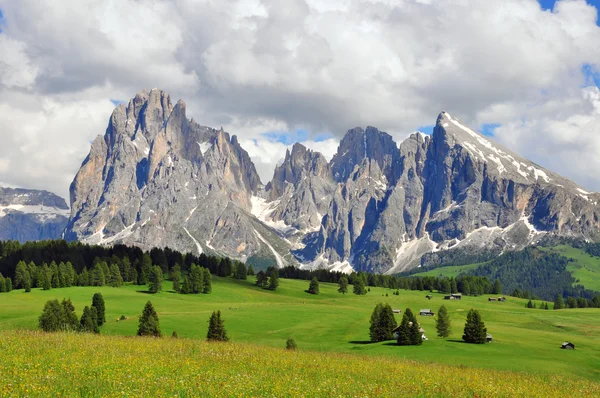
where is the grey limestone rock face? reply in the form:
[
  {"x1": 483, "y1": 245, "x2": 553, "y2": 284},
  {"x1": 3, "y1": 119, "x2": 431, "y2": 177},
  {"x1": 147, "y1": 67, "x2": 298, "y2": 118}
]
[
  {"x1": 65, "y1": 89, "x2": 292, "y2": 265},
  {"x1": 0, "y1": 187, "x2": 69, "y2": 242},
  {"x1": 66, "y1": 91, "x2": 600, "y2": 273}
]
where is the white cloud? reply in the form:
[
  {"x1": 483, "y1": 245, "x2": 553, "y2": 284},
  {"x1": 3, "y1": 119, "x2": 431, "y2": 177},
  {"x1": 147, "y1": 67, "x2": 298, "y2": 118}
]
[{"x1": 0, "y1": 0, "x2": 599, "y2": 199}]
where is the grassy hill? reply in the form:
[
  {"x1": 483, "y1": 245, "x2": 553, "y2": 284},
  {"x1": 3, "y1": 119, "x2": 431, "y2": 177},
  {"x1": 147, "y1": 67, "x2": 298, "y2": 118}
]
[
  {"x1": 1, "y1": 330, "x2": 598, "y2": 397},
  {"x1": 414, "y1": 244, "x2": 600, "y2": 293},
  {"x1": 1, "y1": 276, "x2": 599, "y2": 383}
]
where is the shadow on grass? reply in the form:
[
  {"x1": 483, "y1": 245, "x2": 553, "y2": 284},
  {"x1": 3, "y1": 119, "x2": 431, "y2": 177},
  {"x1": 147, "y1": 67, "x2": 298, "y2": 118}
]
[
  {"x1": 348, "y1": 340, "x2": 377, "y2": 345},
  {"x1": 135, "y1": 290, "x2": 155, "y2": 294},
  {"x1": 447, "y1": 339, "x2": 469, "y2": 344}
]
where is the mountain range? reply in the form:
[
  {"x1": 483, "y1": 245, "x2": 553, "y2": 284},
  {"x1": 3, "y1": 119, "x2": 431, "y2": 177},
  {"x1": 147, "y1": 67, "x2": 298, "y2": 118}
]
[{"x1": 7, "y1": 89, "x2": 600, "y2": 274}]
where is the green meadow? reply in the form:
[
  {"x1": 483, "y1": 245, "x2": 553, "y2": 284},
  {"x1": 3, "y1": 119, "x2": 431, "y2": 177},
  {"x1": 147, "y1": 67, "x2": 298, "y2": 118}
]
[{"x1": 1, "y1": 276, "x2": 599, "y2": 383}]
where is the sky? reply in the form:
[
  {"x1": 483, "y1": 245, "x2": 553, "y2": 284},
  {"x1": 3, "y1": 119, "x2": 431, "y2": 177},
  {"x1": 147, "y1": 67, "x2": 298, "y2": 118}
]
[{"x1": 0, "y1": 0, "x2": 600, "y2": 201}]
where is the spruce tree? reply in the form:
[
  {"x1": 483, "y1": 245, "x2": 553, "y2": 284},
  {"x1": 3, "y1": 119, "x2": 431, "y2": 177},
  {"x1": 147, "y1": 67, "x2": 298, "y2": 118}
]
[
  {"x1": 409, "y1": 312, "x2": 422, "y2": 345},
  {"x1": 90, "y1": 306, "x2": 100, "y2": 333},
  {"x1": 5, "y1": 277, "x2": 12, "y2": 292},
  {"x1": 0, "y1": 273, "x2": 5, "y2": 293},
  {"x1": 396, "y1": 308, "x2": 415, "y2": 345},
  {"x1": 137, "y1": 301, "x2": 161, "y2": 337},
  {"x1": 338, "y1": 276, "x2": 349, "y2": 294},
  {"x1": 79, "y1": 306, "x2": 97, "y2": 333},
  {"x1": 171, "y1": 264, "x2": 181, "y2": 293},
  {"x1": 554, "y1": 294, "x2": 565, "y2": 310},
  {"x1": 492, "y1": 279, "x2": 502, "y2": 294},
  {"x1": 42, "y1": 266, "x2": 52, "y2": 290},
  {"x1": 79, "y1": 267, "x2": 89, "y2": 286},
  {"x1": 24, "y1": 276, "x2": 32, "y2": 292},
  {"x1": 234, "y1": 262, "x2": 247, "y2": 280},
  {"x1": 50, "y1": 262, "x2": 59, "y2": 288},
  {"x1": 369, "y1": 303, "x2": 384, "y2": 342},
  {"x1": 256, "y1": 270, "x2": 268, "y2": 288},
  {"x1": 109, "y1": 264, "x2": 123, "y2": 287},
  {"x1": 39, "y1": 299, "x2": 65, "y2": 332},
  {"x1": 285, "y1": 338, "x2": 297, "y2": 350},
  {"x1": 148, "y1": 265, "x2": 163, "y2": 293},
  {"x1": 181, "y1": 276, "x2": 191, "y2": 294},
  {"x1": 436, "y1": 305, "x2": 451, "y2": 338},
  {"x1": 202, "y1": 268, "x2": 212, "y2": 294},
  {"x1": 189, "y1": 264, "x2": 204, "y2": 294},
  {"x1": 462, "y1": 309, "x2": 487, "y2": 344},
  {"x1": 91, "y1": 263, "x2": 105, "y2": 286},
  {"x1": 14, "y1": 261, "x2": 30, "y2": 289},
  {"x1": 247, "y1": 265, "x2": 255, "y2": 276},
  {"x1": 267, "y1": 267, "x2": 279, "y2": 290},
  {"x1": 206, "y1": 310, "x2": 229, "y2": 341},
  {"x1": 526, "y1": 299, "x2": 533, "y2": 308},
  {"x1": 91, "y1": 293, "x2": 106, "y2": 326},
  {"x1": 353, "y1": 278, "x2": 366, "y2": 295},
  {"x1": 307, "y1": 277, "x2": 319, "y2": 294},
  {"x1": 369, "y1": 303, "x2": 397, "y2": 342},
  {"x1": 61, "y1": 298, "x2": 79, "y2": 331}
]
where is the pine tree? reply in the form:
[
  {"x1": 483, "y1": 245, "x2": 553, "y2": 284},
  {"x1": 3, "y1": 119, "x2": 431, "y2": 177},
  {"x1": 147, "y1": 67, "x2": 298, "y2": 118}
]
[
  {"x1": 14, "y1": 261, "x2": 30, "y2": 289},
  {"x1": 492, "y1": 279, "x2": 502, "y2": 294},
  {"x1": 0, "y1": 273, "x2": 6, "y2": 293},
  {"x1": 544, "y1": 302, "x2": 549, "y2": 310},
  {"x1": 91, "y1": 263, "x2": 105, "y2": 286},
  {"x1": 42, "y1": 265, "x2": 52, "y2": 290},
  {"x1": 50, "y1": 262, "x2": 59, "y2": 288},
  {"x1": 39, "y1": 299, "x2": 65, "y2": 332},
  {"x1": 5, "y1": 277, "x2": 12, "y2": 292},
  {"x1": 396, "y1": 308, "x2": 418, "y2": 346},
  {"x1": 526, "y1": 299, "x2": 533, "y2": 308},
  {"x1": 61, "y1": 298, "x2": 79, "y2": 331},
  {"x1": 554, "y1": 294, "x2": 565, "y2": 310},
  {"x1": 369, "y1": 303, "x2": 384, "y2": 342},
  {"x1": 353, "y1": 278, "x2": 366, "y2": 295},
  {"x1": 338, "y1": 276, "x2": 349, "y2": 294},
  {"x1": 233, "y1": 262, "x2": 247, "y2": 280},
  {"x1": 137, "y1": 301, "x2": 161, "y2": 337},
  {"x1": 247, "y1": 265, "x2": 255, "y2": 276},
  {"x1": 109, "y1": 264, "x2": 123, "y2": 287},
  {"x1": 285, "y1": 338, "x2": 297, "y2": 350},
  {"x1": 202, "y1": 268, "x2": 212, "y2": 294},
  {"x1": 24, "y1": 276, "x2": 32, "y2": 292},
  {"x1": 181, "y1": 276, "x2": 191, "y2": 294},
  {"x1": 462, "y1": 309, "x2": 487, "y2": 344},
  {"x1": 90, "y1": 306, "x2": 100, "y2": 333},
  {"x1": 409, "y1": 312, "x2": 422, "y2": 345},
  {"x1": 148, "y1": 265, "x2": 163, "y2": 293},
  {"x1": 79, "y1": 306, "x2": 98, "y2": 333},
  {"x1": 206, "y1": 310, "x2": 229, "y2": 341},
  {"x1": 369, "y1": 303, "x2": 397, "y2": 342},
  {"x1": 256, "y1": 270, "x2": 268, "y2": 287},
  {"x1": 435, "y1": 305, "x2": 451, "y2": 338},
  {"x1": 267, "y1": 267, "x2": 279, "y2": 290},
  {"x1": 172, "y1": 331, "x2": 178, "y2": 338},
  {"x1": 189, "y1": 264, "x2": 204, "y2": 294},
  {"x1": 307, "y1": 277, "x2": 319, "y2": 294},
  {"x1": 91, "y1": 293, "x2": 106, "y2": 326},
  {"x1": 79, "y1": 267, "x2": 89, "y2": 286},
  {"x1": 171, "y1": 264, "x2": 181, "y2": 292}
]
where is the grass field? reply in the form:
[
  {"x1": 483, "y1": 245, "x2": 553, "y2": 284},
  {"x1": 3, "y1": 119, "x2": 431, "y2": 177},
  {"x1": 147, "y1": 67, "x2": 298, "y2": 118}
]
[
  {"x1": 1, "y1": 330, "x2": 599, "y2": 397},
  {"x1": 1, "y1": 276, "x2": 599, "y2": 383}
]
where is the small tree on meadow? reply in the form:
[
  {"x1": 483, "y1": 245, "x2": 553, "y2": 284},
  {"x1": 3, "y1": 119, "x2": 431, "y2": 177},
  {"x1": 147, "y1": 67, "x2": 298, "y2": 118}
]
[
  {"x1": 109, "y1": 264, "x2": 123, "y2": 287},
  {"x1": 436, "y1": 305, "x2": 451, "y2": 338},
  {"x1": 203, "y1": 268, "x2": 212, "y2": 294},
  {"x1": 91, "y1": 293, "x2": 106, "y2": 326},
  {"x1": 148, "y1": 265, "x2": 163, "y2": 293},
  {"x1": 369, "y1": 303, "x2": 397, "y2": 342},
  {"x1": 396, "y1": 308, "x2": 420, "y2": 346},
  {"x1": 267, "y1": 267, "x2": 279, "y2": 290},
  {"x1": 5, "y1": 277, "x2": 12, "y2": 292},
  {"x1": 39, "y1": 299, "x2": 65, "y2": 332},
  {"x1": 234, "y1": 262, "x2": 247, "y2": 280},
  {"x1": 247, "y1": 265, "x2": 255, "y2": 276},
  {"x1": 0, "y1": 273, "x2": 6, "y2": 293},
  {"x1": 171, "y1": 264, "x2": 181, "y2": 293},
  {"x1": 137, "y1": 301, "x2": 161, "y2": 337},
  {"x1": 181, "y1": 276, "x2": 191, "y2": 294},
  {"x1": 307, "y1": 277, "x2": 319, "y2": 295},
  {"x1": 462, "y1": 309, "x2": 487, "y2": 344},
  {"x1": 286, "y1": 338, "x2": 297, "y2": 350},
  {"x1": 61, "y1": 298, "x2": 79, "y2": 331},
  {"x1": 338, "y1": 276, "x2": 348, "y2": 294},
  {"x1": 207, "y1": 310, "x2": 229, "y2": 342},
  {"x1": 80, "y1": 306, "x2": 99, "y2": 333},
  {"x1": 256, "y1": 270, "x2": 268, "y2": 288},
  {"x1": 554, "y1": 294, "x2": 565, "y2": 310},
  {"x1": 526, "y1": 299, "x2": 533, "y2": 308},
  {"x1": 353, "y1": 278, "x2": 366, "y2": 295}
]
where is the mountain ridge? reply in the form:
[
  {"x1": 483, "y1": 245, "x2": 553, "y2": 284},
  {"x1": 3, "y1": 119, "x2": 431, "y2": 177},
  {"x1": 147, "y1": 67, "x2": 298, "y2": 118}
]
[{"x1": 64, "y1": 89, "x2": 600, "y2": 274}]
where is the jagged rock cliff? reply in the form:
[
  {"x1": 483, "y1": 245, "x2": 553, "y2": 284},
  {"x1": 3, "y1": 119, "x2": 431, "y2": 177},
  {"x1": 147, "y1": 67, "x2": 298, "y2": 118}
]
[
  {"x1": 0, "y1": 187, "x2": 69, "y2": 242},
  {"x1": 66, "y1": 91, "x2": 600, "y2": 273}
]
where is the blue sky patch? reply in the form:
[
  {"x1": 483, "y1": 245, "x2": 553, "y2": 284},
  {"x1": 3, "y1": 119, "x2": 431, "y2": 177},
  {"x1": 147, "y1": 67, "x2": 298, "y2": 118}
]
[
  {"x1": 110, "y1": 99, "x2": 125, "y2": 107},
  {"x1": 416, "y1": 125, "x2": 434, "y2": 135},
  {"x1": 582, "y1": 64, "x2": 600, "y2": 87},
  {"x1": 0, "y1": 8, "x2": 4, "y2": 34},
  {"x1": 262, "y1": 129, "x2": 333, "y2": 144},
  {"x1": 480, "y1": 123, "x2": 501, "y2": 137},
  {"x1": 538, "y1": 0, "x2": 600, "y2": 25}
]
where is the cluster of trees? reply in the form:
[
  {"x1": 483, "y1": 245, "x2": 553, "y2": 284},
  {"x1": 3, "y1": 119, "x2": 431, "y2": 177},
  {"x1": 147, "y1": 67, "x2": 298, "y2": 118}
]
[
  {"x1": 369, "y1": 303, "x2": 397, "y2": 342},
  {"x1": 39, "y1": 293, "x2": 105, "y2": 334},
  {"x1": 526, "y1": 299, "x2": 550, "y2": 310},
  {"x1": 174, "y1": 264, "x2": 212, "y2": 295},
  {"x1": 553, "y1": 294, "x2": 600, "y2": 309},
  {"x1": 396, "y1": 308, "x2": 422, "y2": 346},
  {"x1": 255, "y1": 267, "x2": 279, "y2": 290},
  {"x1": 0, "y1": 272, "x2": 12, "y2": 292}
]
